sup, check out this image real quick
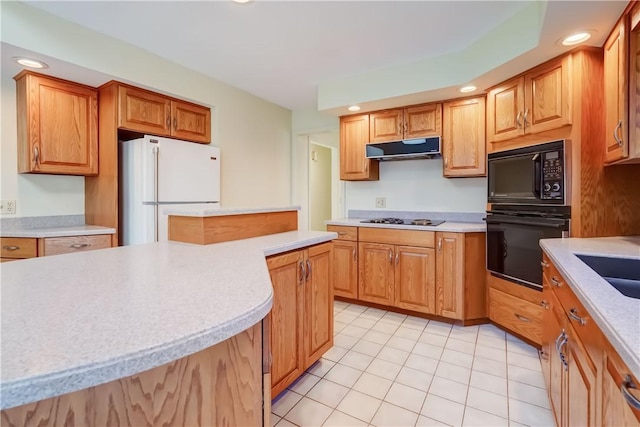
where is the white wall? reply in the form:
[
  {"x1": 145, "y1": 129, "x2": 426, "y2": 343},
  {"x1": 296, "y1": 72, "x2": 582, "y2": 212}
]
[
  {"x1": 1, "y1": 2, "x2": 291, "y2": 218},
  {"x1": 309, "y1": 144, "x2": 332, "y2": 231},
  {"x1": 346, "y1": 160, "x2": 487, "y2": 213}
]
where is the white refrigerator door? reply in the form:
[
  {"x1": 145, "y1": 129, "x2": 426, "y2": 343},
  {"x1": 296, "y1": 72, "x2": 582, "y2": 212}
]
[{"x1": 152, "y1": 135, "x2": 221, "y2": 202}]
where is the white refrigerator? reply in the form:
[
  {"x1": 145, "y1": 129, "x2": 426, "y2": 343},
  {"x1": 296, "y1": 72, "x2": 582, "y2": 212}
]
[{"x1": 120, "y1": 135, "x2": 220, "y2": 245}]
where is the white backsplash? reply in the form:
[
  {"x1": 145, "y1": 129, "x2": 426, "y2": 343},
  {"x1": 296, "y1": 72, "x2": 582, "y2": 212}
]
[{"x1": 345, "y1": 159, "x2": 487, "y2": 213}]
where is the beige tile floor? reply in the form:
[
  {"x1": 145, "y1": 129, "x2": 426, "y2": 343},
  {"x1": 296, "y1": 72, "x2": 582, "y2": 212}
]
[{"x1": 271, "y1": 301, "x2": 555, "y2": 427}]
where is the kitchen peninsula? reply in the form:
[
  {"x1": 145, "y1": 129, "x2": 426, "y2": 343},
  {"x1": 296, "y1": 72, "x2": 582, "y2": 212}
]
[{"x1": 0, "y1": 217, "x2": 336, "y2": 425}]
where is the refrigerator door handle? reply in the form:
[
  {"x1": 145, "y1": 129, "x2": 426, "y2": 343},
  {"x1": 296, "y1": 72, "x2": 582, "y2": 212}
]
[{"x1": 153, "y1": 146, "x2": 159, "y2": 242}]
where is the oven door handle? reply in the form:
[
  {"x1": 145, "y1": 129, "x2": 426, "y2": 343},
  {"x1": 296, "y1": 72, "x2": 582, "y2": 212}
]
[{"x1": 486, "y1": 217, "x2": 567, "y2": 229}]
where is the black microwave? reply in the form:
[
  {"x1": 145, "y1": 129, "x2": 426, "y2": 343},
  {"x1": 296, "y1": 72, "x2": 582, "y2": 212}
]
[{"x1": 488, "y1": 140, "x2": 568, "y2": 205}]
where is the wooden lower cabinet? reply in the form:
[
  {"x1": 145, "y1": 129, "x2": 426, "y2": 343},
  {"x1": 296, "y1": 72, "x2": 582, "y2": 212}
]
[
  {"x1": 1, "y1": 235, "x2": 113, "y2": 260},
  {"x1": 436, "y1": 233, "x2": 463, "y2": 318},
  {"x1": 267, "y1": 242, "x2": 333, "y2": 397},
  {"x1": 332, "y1": 240, "x2": 358, "y2": 298},
  {"x1": 602, "y1": 344, "x2": 640, "y2": 426},
  {"x1": 359, "y1": 242, "x2": 395, "y2": 305},
  {"x1": 565, "y1": 320, "x2": 598, "y2": 427},
  {"x1": 394, "y1": 246, "x2": 436, "y2": 314}
]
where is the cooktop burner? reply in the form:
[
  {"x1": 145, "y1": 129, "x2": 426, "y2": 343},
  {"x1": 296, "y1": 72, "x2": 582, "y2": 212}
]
[{"x1": 360, "y1": 218, "x2": 445, "y2": 227}]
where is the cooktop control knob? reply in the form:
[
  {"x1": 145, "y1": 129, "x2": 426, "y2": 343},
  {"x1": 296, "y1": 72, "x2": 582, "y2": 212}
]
[
  {"x1": 544, "y1": 183, "x2": 552, "y2": 192},
  {"x1": 552, "y1": 183, "x2": 561, "y2": 192}
]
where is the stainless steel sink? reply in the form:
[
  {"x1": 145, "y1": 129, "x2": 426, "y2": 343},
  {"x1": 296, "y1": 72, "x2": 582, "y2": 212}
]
[{"x1": 576, "y1": 254, "x2": 640, "y2": 299}]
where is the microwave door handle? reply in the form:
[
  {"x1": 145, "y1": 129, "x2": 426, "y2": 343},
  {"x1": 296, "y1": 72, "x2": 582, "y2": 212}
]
[{"x1": 532, "y1": 154, "x2": 541, "y2": 198}]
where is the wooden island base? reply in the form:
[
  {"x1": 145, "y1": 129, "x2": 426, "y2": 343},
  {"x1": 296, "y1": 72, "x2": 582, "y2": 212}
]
[{"x1": 1, "y1": 322, "x2": 266, "y2": 427}]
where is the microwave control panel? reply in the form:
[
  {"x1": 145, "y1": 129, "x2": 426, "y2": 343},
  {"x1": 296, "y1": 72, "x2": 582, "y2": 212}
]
[{"x1": 542, "y1": 151, "x2": 563, "y2": 199}]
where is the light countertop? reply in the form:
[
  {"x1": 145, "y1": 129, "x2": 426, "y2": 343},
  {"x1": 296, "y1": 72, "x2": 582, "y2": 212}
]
[
  {"x1": 326, "y1": 218, "x2": 486, "y2": 233},
  {"x1": 0, "y1": 230, "x2": 336, "y2": 410},
  {"x1": 163, "y1": 204, "x2": 301, "y2": 217},
  {"x1": 540, "y1": 236, "x2": 640, "y2": 378},
  {"x1": 1, "y1": 225, "x2": 116, "y2": 238}
]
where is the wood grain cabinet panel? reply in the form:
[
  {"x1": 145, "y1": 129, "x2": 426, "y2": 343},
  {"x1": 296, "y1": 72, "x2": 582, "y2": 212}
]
[
  {"x1": 488, "y1": 287, "x2": 543, "y2": 344},
  {"x1": 394, "y1": 246, "x2": 436, "y2": 314},
  {"x1": 370, "y1": 109, "x2": 404, "y2": 142},
  {"x1": 171, "y1": 100, "x2": 211, "y2": 143},
  {"x1": 604, "y1": 18, "x2": 628, "y2": 163},
  {"x1": 404, "y1": 103, "x2": 442, "y2": 138},
  {"x1": 332, "y1": 240, "x2": 358, "y2": 299},
  {"x1": 601, "y1": 344, "x2": 640, "y2": 426},
  {"x1": 340, "y1": 114, "x2": 379, "y2": 181},
  {"x1": 629, "y1": 4, "x2": 640, "y2": 161},
  {"x1": 442, "y1": 97, "x2": 486, "y2": 177},
  {"x1": 118, "y1": 85, "x2": 172, "y2": 136},
  {"x1": 358, "y1": 242, "x2": 395, "y2": 305},
  {"x1": 487, "y1": 55, "x2": 571, "y2": 146},
  {"x1": 0, "y1": 237, "x2": 37, "y2": 259},
  {"x1": 267, "y1": 243, "x2": 333, "y2": 397},
  {"x1": 435, "y1": 233, "x2": 464, "y2": 319},
  {"x1": 39, "y1": 235, "x2": 112, "y2": 256},
  {"x1": 15, "y1": 71, "x2": 98, "y2": 175}
]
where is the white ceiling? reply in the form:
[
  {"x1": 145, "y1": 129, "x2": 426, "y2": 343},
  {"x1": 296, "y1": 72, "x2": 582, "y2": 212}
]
[{"x1": 22, "y1": 1, "x2": 628, "y2": 112}]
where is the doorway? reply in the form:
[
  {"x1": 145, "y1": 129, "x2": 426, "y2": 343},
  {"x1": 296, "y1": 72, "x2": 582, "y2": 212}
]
[{"x1": 309, "y1": 143, "x2": 332, "y2": 231}]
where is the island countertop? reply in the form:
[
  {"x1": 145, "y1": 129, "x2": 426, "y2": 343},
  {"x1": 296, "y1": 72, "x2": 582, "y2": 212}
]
[
  {"x1": 0, "y1": 230, "x2": 336, "y2": 410},
  {"x1": 1, "y1": 224, "x2": 116, "y2": 238},
  {"x1": 540, "y1": 236, "x2": 640, "y2": 379},
  {"x1": 163, "y1": 204, "x2": 300, "y2": 218}
]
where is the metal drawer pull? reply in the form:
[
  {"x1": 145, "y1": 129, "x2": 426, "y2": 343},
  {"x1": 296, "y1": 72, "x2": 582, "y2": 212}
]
[
  {"x1": 515, "y1": 314, "x2": 531, "y2": 322},
  {"x1": 70, "y1": 243, "x2": 90, "y2": 249},
  {"x1": 558, "y1": 335, "x2": 569, "y2": 371},
  {"x1": 568, "y1": 308, "x2": 587, "y2": 325},
  {"x1": 614, "y1": 120, "x2": 624, "y2": 146},
  {"x1": 2, "y1": 246, "x2": 20, "y2": 251},
  {"x1": 540, "y1": 260, "x2": 549, "y2": 268},
  {"x1": 388, "y1": 250, "x2": 393, "y2": 264},
  {"x1": 551, "y1": 277, "x2": 562, "y2": 287},
  {"x1": 306, "y1": 260, "x2": 311, "y2": 281},
  {"x1": 622, "y1": 375, "x2": 640, "y2": 410},
  {"x1": 352, "y1": 248, "x2": 356, "y2": 262},
  {"x1": 299, "y1": 261, "x2": 305, "y2": 284},
  {"x1": 540, "y1": 300, "x2": 549, "y2": 310},
  {"x1": 395, "y1": 252, "x2": 399, "y2": 266},
  {"x1": 337, "y1": 232, "x2": 348, "y2": 236},
  {"x1": 516, "y1": 111, "x2": 522, "y2": 128}
]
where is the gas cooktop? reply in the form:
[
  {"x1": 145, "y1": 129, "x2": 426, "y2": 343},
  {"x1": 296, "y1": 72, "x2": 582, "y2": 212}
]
[{"x1": 360, "y1": 218, "x2": 445, "y2": 227}]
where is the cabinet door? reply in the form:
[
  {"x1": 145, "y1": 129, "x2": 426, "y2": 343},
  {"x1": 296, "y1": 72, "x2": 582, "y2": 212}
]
[
  {"x1": 547, "y1": 302, "x2": 565, "y2": 427},
  {"x1": 565, "y1": 322, "x2": 598, "y2": 427},
  {"x1": 442, "y1": 97, "x2": 486, "y2": 177},
  {"x1": 267, "y1": 250, "x2": 304, "y2": 397},
  {"x1": 16, "y1": 72, "x2": 98, "y2": 175},
  {"x1": 435, "y1": 233, "x2": 464, "y2": 319},
  {"x1": 486, "y1": 76, "x2": 525, "y2": 143},
  {"x1": 540, "y1": 287, "x2": 555, "y2": 397},
  {"x1": 629, "y1": 5, "x2": 640, "y2": 159},
  {"x1": 340, "y1": 114, "x2": 379, "y2": 181},
  {"x1": 602, "y1": 349, "x2": 640, "y2": 426},
  {"x1": 303, "y1": 243, "x2": 333, "y2": 368},
  {"x1": 393, "y1": 246, "x2": 435, "y2": 314},
  {"x1": 404, "y1": 103, "x2": 442, "y2": 139},
  {"x1": 171, "y1": 101, "x2": 211, "y2": 143},
  {"x1": 358, "y1": 242, "x2": 394, "y2": 305},
  {"x1": 118, "y1": 86, "x2": 172, "y2": 136},
  {"x1": 604, "y1": 18, "x2": 629, "y2": 163},
  {"x1": 332, "y1": 240, "x2": 358, "y2": 299},
  {"x1": 524, "y1": 55, "x2": 572, "y2": 135},
  {"x1": 369, "y1": 109, "x2": 403, "y2": 142}
]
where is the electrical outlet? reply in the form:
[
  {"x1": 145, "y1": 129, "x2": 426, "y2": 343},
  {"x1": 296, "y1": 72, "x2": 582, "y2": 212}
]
[
  {"x1": 375, "y1": 197, "x2": 386, "y2": 208},
  {"x1": 0, "y1": 200, "x2": 16, "y2": 214}
]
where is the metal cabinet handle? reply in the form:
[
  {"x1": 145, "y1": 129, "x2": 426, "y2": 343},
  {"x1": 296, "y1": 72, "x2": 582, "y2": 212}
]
[
  {"x1": 551, "y1": 276, "x2": 562, "y2": 287},
  {"x1": 337, "y1": 232, "x2": 348, "y2": 236},
  {"x1": 540, "y1": 300, "x2": 549, "y2": 310},
  {"x1": 516, "y1": 111, "x2": 522, "y2": 129},
  {"x1": 540, "y1": 260, "x2": 549, "y2": 268},
  {"x1": 523, "y1": 109, "x2": 529, "y2": 127},
  {"x1": 613, "y1": 120, "x2": 624, "y2": 146},
  {"x1": 33, "y1": 146, "x2": 40, "y2": 167},
  {"x1": 395, "y1": 252, "x2": 399, "y2": 266},
  {"x1": 352, "y1": 248, "x2": 356, "y2": 262},
  {"x1": 364, "y1": 161, "x2": 368, "y2": 173},
  {"x1": 306, "y1": 260, "x2": 311, "y2": 281},
  {"x1": 444, "y1": 157, "x2": 449, "y2": 169},
  {"x1": 568, "y1": 308, "x2": 587, "y2": 326},
  {"x1": 558, "y1": 335, "x2": 569, "y2": 371},
  {"x1": 622, "y1": 375, "x2": 640, "y2": 410},
  {"x1": 173, "y1": 117, "x2": 177, "y2": 130},
  {"x1": 515, "y1": 313, "x2": 531, "y2": 323},
  {"x1": 388, "y1": 250, "x2": 393, "y2": 264},
  {"x1": 166, "y1": 116, "x2": 171, "y2": 129},
  {"x1": 438, "y1": 237, "x2": 442, "y2": 253},
  {"x1": 2, "y1": 246, "x2": 20, "y2": 251},
  {"x1": 70, "y1": 243, "x2": 90, "y2": 249},
  {"x1": 403, "y1": 122, "x2": 408, "y2": 135},
  {"x1": 299, "y1": 261, "x2": 305, "y2": 284}
]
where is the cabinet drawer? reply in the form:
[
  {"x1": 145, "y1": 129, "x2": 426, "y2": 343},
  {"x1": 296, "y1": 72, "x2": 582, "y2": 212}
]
[
  {"x1": 1, "y1": 238, "x2": 37, "y2": 259},
  {"x1": 489, "y1": 287, "x2": 543, "y2": 344},
  {"x1": 327, "y1": 225, "x2": 358, "y2": 241},
  {"x1": 359, "y1": 227, "x2": 435, "y2": 247},
  {"x1": 41, "y1": 235, "x2": 112, "y2": 256}
]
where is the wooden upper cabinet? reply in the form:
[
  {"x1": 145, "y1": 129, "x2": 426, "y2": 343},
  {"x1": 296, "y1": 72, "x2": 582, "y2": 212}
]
[
  {"x1": 442, "y1": 97, "x2": 486, "y2": 177},
  {"x1": 629, "y1": 3, "x2": 640, "y2": 161},
  {"x1": 487, "y1": 55, "x2": 572, "y2": 144},
  {"x1": 369, "y1": 103, "x2": 442, "y2": 143},
  {"x1": 340, "y1": 114, "x2": 379, "y2": 181},
  {"x1": 604, "y1": 18, "x2": 628, "y2": 163},
  {"x1": 435, "y1": 232, "x2": 464, "y2": 319},
  {"x1": 404, "y1": 103, "x2": 442, "y2": 138},
  {"x1": 117, "y1": 84, "x2": 211, "y2": 144},
  {"x1": 15, "y1": 71, "x2": 98, "y2": 175},
  {"x1": 370, "y1": 109, "x2": 403, "y2": 142}
]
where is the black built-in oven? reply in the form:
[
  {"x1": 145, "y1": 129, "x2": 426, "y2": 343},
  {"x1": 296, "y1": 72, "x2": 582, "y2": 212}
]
[
  {"x1": 488, "y1": 140, "x2": 567, "y2": 205},
  {"x1": 486, "y1": 205, "x2": 570, "y2": 291}
]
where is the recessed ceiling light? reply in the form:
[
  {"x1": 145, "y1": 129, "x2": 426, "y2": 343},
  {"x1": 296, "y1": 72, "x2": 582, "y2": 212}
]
[
  {"x1": 459, "y1": 85, "x2": 476, "y2": 93},
  {"x1": 13, "y1": 57, "x2": 49, "y2": 69},
  {"x1": 348, "y1": 105, "x2": 361, "y2": 112},
  {"x1": 561, "y1": 32, "x2": 591, "y2": 46}
]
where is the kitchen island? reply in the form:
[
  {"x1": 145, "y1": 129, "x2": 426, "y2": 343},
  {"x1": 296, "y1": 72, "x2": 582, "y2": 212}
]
[{"x1": 0, "y1": 229, "x2": 335, "y2": 425}]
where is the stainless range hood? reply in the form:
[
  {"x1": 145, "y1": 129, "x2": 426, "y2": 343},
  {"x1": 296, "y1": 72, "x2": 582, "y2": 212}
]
[{"x1": 365, "y1": 136, "x2": 441, "y2": 161}]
